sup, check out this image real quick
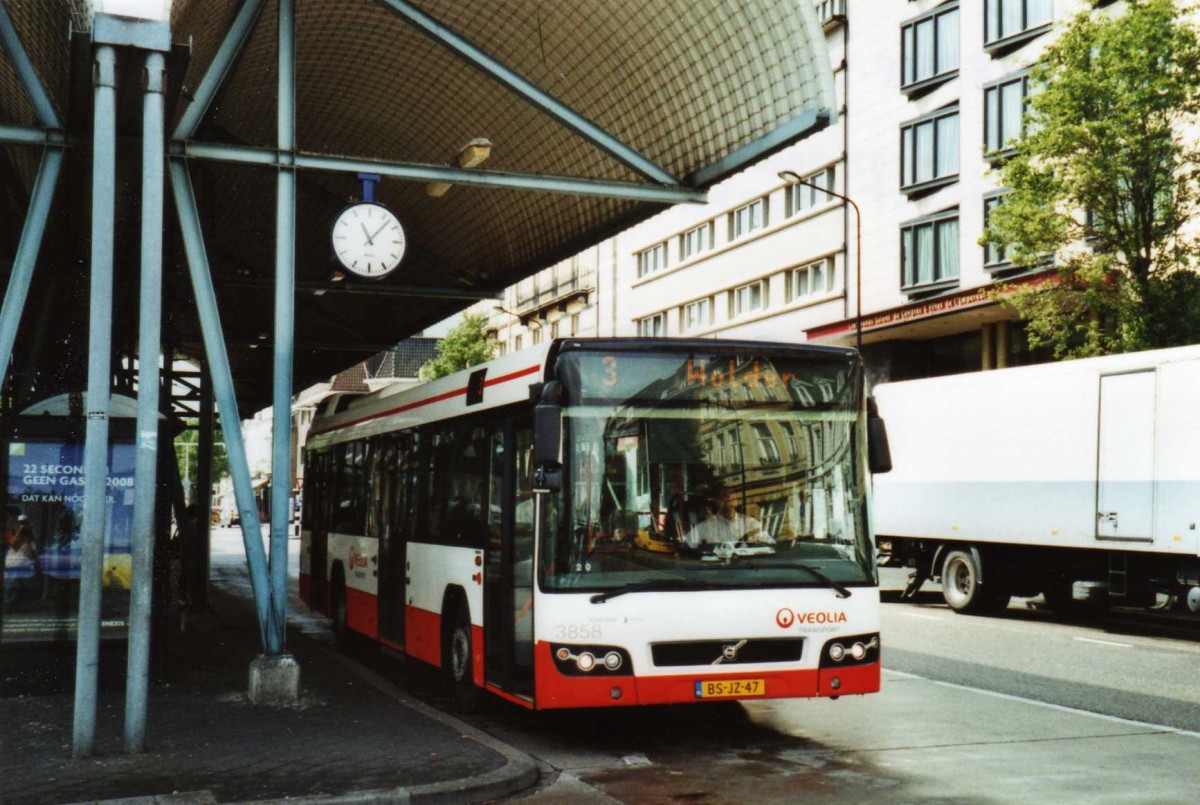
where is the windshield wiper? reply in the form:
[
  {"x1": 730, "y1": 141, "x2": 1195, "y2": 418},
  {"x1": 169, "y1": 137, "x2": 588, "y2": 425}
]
[
  {"x1": 589, "y1": 578, "x2": 722, "y2": 604},
  {"x1": 739, "y1": 562, "x2": 852, "y2": 599}
]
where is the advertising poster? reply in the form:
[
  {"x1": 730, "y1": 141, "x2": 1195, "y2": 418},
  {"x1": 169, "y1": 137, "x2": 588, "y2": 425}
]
[{"x1": 2, "y1": 440, "x2": 135, "y2": 643}]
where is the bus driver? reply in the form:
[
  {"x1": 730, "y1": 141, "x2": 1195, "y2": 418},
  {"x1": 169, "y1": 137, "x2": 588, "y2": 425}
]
[{"x1": 683, "y1": 488, "x2": 770, "y2": 548}]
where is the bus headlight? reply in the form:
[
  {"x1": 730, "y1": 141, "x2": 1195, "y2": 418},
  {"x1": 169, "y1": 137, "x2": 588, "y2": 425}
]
[
  {"x1": 551, "y1": 644, "x2": 633, "y2": 676},
  {"x1": 819, "y1": 633, "x2": 879, "y2": 668}
]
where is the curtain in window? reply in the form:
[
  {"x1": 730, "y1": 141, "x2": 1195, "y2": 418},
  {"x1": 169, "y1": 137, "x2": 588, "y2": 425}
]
[
  {"x1": 936, "y1": 115, "x2": 959, "y2": 178},
  {"x1": 937, "y1": 219, "x2": 959, "y2": 280},
  {"x1": 1002, "y1": 0, "x2": 1022, "y2": 39},
  {"x1": 902, "y1": 228, "x2": 914, "y2": 286},
  {"x1": 986, "y1": 0, "x2": 1001, "y2": 42},
  {"x1": 902, "y1": 127, "x2": 914, "y2": 185},
  {"x1": 916, "y1": 224, "x2": 934, "y2": 284},
  {"x1": 936, "y1": 11, "x2": 959, "y2": 74},
  {"x1": 1001, "y1": 81, "x2": 1024, "y2": 148},
  {"x1": 915, "y1": 122, "x2": 934, "y2": 184},
  {"x1": 903, "y1": 26, "x2": 915, "y2": 85},
  {"x1": 796, "y1": 269, "x2": 810, "y2": 298},
  {"x1": 985, "y1": 87, "x2": 1001, "y2": 151},
  {"x1": 1027, "y1": 0, "x2": 1053, "y2": 28},
  {"x1": 916, "y1": 19, "x2": 935, "y2": 81}
]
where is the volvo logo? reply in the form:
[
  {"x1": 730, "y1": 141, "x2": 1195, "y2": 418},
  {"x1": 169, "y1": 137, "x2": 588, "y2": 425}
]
[{"x1": 713, "y1": 639, "x2": 747, "y2": 664}]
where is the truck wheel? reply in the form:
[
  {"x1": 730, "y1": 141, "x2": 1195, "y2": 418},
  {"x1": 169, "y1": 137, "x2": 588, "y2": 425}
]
[
  {"x1": 445, "y1": 604, "x2": 479, "y2": 712},
  {"x1": 942, "y1": 550, "x2": 987, "y2": 613}
]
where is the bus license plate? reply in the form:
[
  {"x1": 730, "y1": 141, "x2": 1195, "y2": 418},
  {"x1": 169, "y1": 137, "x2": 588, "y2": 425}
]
[{"x1": 695, "y1": 678, "x2": 765, "y2": 699}]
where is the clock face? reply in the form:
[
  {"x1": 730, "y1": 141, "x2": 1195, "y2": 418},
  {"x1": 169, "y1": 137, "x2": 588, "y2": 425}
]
[{"x1": 331, "y1": 202, "x2": 406, "y2": 279}]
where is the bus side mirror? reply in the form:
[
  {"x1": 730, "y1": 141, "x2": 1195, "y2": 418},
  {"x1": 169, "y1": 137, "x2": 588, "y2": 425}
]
[
  {"x1": 867, "y1": 397, "x2": 892, "y2": 474},
  {"x1": 533, "y1": 381, "x2": 563, "y2": 492}
]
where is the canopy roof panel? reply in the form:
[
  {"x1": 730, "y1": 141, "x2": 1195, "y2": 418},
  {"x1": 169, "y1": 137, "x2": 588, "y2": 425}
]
[{"x1": 0, "y1": 0, "x2": 834, "y2": 414}]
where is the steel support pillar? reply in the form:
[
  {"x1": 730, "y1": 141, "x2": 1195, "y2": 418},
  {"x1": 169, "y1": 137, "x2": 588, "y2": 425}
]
[
  {"x1": 73, "y1": 43, "x2": 117, "y2": 759},
  {"x1": 124, "y1": 49, "x2": 166, "y2": 753},
  {"x1": 269, "y1": 0, "x2": 296, "y2": 654},
  {"x1": 169, "y1": 159, "x2": 276, "y2": 653},
  {"x1": 194, "y1": 364, "x2": 214, "y2": 606}
]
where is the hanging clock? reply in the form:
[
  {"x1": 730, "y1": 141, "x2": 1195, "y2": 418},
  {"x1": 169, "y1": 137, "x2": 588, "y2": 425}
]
[{"x1": 331, "y1": 202, "x2": 406, "y2": 279}]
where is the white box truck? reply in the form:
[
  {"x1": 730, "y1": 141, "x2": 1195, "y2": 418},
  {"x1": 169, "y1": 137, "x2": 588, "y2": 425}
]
[{"x1": 872, "y1": 345, "x2": 1200, "y2": 615}]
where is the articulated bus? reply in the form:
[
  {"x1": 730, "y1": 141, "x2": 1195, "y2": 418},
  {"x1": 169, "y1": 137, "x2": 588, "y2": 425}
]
[{"x1": 300, "y1": 338, "x2": 890, "y2": 710}]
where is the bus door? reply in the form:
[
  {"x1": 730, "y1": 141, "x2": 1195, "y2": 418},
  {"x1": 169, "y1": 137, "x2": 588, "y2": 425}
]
[
  {"x1": 307, "y1": 449, "x2": 332, "y2": 612},
  {"x1": 484, "y1": 418, "x2": 535, "y2": 694},
  {"x1": 379, "y1": 433, "x2": 418, "y2": 644}
]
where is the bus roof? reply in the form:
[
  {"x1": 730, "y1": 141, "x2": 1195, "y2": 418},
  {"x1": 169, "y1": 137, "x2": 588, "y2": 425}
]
[{"x1": 306, "y1": 338, "x2": 859, "y2": 449}]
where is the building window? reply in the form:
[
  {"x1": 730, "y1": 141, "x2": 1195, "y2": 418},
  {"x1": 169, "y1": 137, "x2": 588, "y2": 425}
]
[
  {"x1": 751, "y1": 423, "x2": 782, "y2": 466},
  {"x1": 728, "y1": 198, "x2": 768, "y2": 240},
  {"x1": 680, "y1": 222, "x2": 715, "y2": 261},
  {"x1": 496, "y1": 342, "x2": 506, "y2": 357},
  {"x1": 984, "y1": 72, "x2": 1031, "y2": 155},
  {"x1": 549, "y1": 321, "x2": 560, "y2": 339},
  {"x1": 514, "y1": 334, "x2": 523, "y2": 351},
  {"x1": 983, "y1": 195, "x2": 1009, "y2": 268},
  {"x1": 985, "y1": 0, "x2": 1053, "y2": 50},
  {"x1": 682, "y1": 298, "x2": 713, "y2": 332},
  {"x1": 815, "y1": 0, "x2": 846, "y2": 26},
  {"x1": 638, "y1": 312, "x2": 667, "y2": 337},
  {"x1": 901, "y1": 210, "x2": 960, "y2": 292},
  {"x1": 785, "y1": 167, "x2": 835, "y2": 217},
  {"x1": 901, "y1": 107, "x2": 959, "y2": 194},
  {"x1": 570, "y1": 313, "x2": 581, "y2": 336},
  {"x1": 901, "y1": 4, "x2": 959, "y2": 92},
  {"x1": 637, "y1": 242, "x2": 668, "y2": 278},
  {"x1": 532, "y1": 328, "x2": 543, "y2": 345},
  {"x1": 789, "y1": 258, "x2": 834, "y2": 301},
  {"x1": 730, "y1": 280, "x2": 768, "y2": 318}
]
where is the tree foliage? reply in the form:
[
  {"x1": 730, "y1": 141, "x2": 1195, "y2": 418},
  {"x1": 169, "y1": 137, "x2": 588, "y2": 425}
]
[
  {"x1": 175, "y1": 426, "x2": 231, "y2": 483},
  {"x1": 984, "y1": 0, "x2": 1200, "y2": 358},
  {"x1": 419, "y1": 312, "x2": 495, "y2": 381}
]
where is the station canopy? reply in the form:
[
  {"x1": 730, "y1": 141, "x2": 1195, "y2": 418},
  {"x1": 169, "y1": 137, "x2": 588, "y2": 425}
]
[{"x1": 0, "y1": 0, "x2": 834, "y2": 415}]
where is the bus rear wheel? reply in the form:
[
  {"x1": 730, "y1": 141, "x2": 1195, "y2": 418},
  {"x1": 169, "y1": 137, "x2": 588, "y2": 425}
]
[{"x1": 445, "y1": 604, "x2": 479, "y2": 713}]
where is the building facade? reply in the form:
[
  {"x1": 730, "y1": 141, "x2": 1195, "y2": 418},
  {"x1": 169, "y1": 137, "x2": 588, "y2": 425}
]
[{"x1": 477, "y1": 1, "x2": 1145, "y2": 387}]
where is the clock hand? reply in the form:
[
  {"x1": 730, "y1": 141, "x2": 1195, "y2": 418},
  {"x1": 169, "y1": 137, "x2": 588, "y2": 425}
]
[
  {"x1": 368, "y1": 222, "x2": 389, "y2": 243},
  {"x1": 360, "y1": 222, "x2": 375, "y2": 246}
]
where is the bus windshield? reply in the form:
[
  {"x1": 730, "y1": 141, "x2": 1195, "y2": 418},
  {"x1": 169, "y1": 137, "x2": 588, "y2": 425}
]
[{"x1": 540, "y1": 348, "x2": 875, "y2": 593}]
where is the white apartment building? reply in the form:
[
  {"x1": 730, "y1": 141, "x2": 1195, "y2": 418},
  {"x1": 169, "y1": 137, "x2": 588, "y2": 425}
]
[{"x1": 480, "y1": 1, "x2": 1137, "y2": 385}]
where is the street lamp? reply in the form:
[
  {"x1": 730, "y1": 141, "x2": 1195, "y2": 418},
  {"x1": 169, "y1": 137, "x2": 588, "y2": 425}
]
[{"x1": 778, "y1": 170, "x2": 863, "y2": 354}]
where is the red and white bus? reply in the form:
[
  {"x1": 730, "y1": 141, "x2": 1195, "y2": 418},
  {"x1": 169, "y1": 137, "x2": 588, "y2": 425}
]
[{"x1": 300, "y1": 338, "x2": 889, "y2": 710}]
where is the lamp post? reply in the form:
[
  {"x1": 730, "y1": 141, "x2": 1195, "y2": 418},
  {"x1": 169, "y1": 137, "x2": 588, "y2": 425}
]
[{"x1": 778, "y1": 170, "x2": 863, "y2": 354}]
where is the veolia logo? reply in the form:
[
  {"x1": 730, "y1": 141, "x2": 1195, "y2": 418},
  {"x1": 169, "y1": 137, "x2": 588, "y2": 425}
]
[{"x1": 776, "y1": 608, "x2": 795, "y2": 628}]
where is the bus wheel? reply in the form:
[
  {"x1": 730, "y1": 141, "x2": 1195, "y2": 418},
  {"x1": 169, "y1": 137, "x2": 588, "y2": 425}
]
[
  {"x1": 941, "y1": 550, "x2": 986, "y2": 613},
  {"x1": 446, "y1": 604, "x2": 479, "y2": 713}
]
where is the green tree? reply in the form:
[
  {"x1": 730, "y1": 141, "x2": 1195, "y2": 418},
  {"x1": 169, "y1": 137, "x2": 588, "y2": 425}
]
[
  {"x1": 175, "y1": 426, "x2": 231, "y2": 484},
  {"x1": 984, "y1": 0, "x2": 1200, "y2": 358},
  {"x1": 419, "y1": 312, "x2": 495, "y2": 381}
]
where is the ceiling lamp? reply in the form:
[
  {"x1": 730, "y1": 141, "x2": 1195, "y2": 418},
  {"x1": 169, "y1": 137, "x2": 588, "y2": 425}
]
[{"x1": 427, "y1": 138, "x2": 493, "y2": 198}]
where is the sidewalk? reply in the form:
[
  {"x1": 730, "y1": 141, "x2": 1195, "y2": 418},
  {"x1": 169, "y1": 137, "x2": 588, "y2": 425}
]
[{"x1": 0, "y1": 571, "x2": 537, "y2": 804}]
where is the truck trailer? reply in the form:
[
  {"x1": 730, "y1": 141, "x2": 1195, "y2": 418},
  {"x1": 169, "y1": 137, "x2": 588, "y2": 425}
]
[{"x1": 872, "y1": 345, "x2": 1200, "y2": 615}]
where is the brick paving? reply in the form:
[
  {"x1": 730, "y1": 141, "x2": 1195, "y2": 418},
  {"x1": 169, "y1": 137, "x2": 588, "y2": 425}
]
[{"x1": 0, "y1": 573, "x2": 531, "y2": 804}]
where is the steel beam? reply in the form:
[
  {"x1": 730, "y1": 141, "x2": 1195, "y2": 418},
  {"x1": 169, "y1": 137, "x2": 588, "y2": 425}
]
[
  {"x1": 173, "y1": 0, "x2": 266, "y2": 141},
  {"x1": 124, "y1": 50, "x2": 166, "y2": 754},
  {"x1": 0, "y1": 148, "x2": 61, "y2": 385},
  {"x1": 173, "y1": 142, "x2": 704, "y2": 204},
  {"x1": 375, "y1": 0, "x2": 677, "y2": 186},
  {"x1": 73, "y1": 44, "x2": 117, "y2": 759},
  {"x1": 269, "y1": 0, "x2": 296, "y2": 654},
  {"x1": 0, "y1": 0, "x2": 62, "y2": 129},
  {"x1": 169, "y1": 158, "x2": 276, "y2": 653},
  {"x1": 224, "y1": 278, "x2": 501, "y2": 301}
]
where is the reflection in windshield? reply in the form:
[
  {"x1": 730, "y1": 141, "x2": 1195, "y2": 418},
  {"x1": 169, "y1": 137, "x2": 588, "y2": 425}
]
[{"x1": 541, "y1": 351, "x2": 874, "y2": 593}]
